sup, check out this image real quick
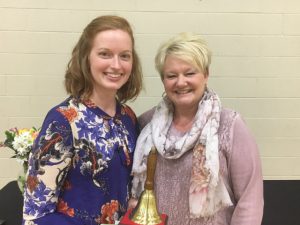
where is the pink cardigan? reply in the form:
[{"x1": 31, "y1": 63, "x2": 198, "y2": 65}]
[{"x1": 137, "y1": 107, "x2": 264, "y2": 225}]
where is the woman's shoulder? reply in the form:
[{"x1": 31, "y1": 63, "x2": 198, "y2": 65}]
[
  {"x1": 121, "y1": 104, "x2": 139, "y2": 127},
  {"x1": 43, "y1": 97, "x2": 74, "y2": 126},
  {"x1": 219, "y1": 107, "x2": 253, "y2": 151},
  {"x1": 220, "y1": 107, "x2": 248, "y2": 130},
  {"x1": 137, "y1": 107, "x2": 156, "y2": 129},
  {"x1": 219, "y1": 107, "x2": 241, "y2": 151},
  {"x1": 220, "y1": 107, "x2": 239, "y2": 128}
]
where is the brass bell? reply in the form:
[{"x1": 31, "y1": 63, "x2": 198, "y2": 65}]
[
  {"x1": 129, "y1": 147, "x2": 164, "y2": 225},
  {"x1": 130, "y1": 189, "x2": 162, "y2": 225}
]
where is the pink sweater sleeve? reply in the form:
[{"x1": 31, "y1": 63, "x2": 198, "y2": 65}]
[
  {"x1": 137, "y1": 107, "x2": 156, "y2": 129},
  {"x1": 229, "y1": 114, "x2": 264, "y2": 225}
]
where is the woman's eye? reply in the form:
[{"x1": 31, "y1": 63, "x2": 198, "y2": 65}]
[
  {"x1": 120, "y1": 53, "x2": 132, "y2": 61},
  {"x1": 165, "y1": 74, "x2": 176, "y2": 79},
  {"x1": 186, "y1": 72, "x2": 195, "y2": 76},
  {"x1": 98, "y1": 51, "x2": 111, "y2": 58}
]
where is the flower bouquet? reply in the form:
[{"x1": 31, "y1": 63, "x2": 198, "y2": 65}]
[{"x1": 0, "y1": 127, "x2": 39, "y2": 193}]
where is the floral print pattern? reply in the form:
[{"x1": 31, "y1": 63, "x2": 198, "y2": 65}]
[
  {"x1": 23, "y1": 97, "x2": 138, "y2": 224},
  {"x1": 97, "y1": 200, "x2": 119, "y2": 224},
  {"x1": 57, "y1": 199, "x2": 75, "y2": 217}
]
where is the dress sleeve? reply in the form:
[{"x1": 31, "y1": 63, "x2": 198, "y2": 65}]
[
  {"x1": 23, "y1": 108, "x2": 74, "y2": 221},
  {"x1": 229, "y1": 114, "x2": 264, "y2": 225}
]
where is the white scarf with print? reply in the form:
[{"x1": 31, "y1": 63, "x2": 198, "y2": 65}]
[{"x1": 131, "y1": 89, "x2": 232, "y2": 218}]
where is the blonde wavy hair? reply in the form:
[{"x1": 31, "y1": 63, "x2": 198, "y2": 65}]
[{"x1": 155, "y1": 32, "x2": 211, "y2": 79}]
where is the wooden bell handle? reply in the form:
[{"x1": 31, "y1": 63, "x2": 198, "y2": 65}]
[{"x1": 144, "y1": 147, "x2": 158, "y2": 190}]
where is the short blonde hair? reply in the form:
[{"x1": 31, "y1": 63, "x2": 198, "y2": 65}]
[
  {"x1": 65, "y1": 15, "x2": 143, "y2": 103},
  {"x1": 155, "y1": 32, "x2": 211, "y2": 79}
]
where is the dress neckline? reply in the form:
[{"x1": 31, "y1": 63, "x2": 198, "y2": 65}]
[{"x1": 81, "y1": 98, "x2": 122, "y2": 119}]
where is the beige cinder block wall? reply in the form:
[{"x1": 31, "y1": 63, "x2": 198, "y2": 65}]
[{"x1": 1, "y1": 0, "x2": 300, "y2": 188}]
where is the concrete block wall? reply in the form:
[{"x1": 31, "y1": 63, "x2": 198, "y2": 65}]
[{"x1": 0, "y1": 0, "x2": 300, "y2": 188}]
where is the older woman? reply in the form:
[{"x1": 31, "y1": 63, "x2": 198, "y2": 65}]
[{"x1": 130, "y1": 33, "x2": 263, "y2": 225}]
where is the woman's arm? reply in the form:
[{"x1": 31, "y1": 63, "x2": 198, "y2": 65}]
[
  {"x1": 23, "y1": 108, "x2": 74, "y2": 221},
  {"x1": 229, "y1": 114, "x2": 264, "y2": 225}
]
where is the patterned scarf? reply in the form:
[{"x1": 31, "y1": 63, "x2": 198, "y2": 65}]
[{"x1": 131, "y1": 89, "x2": 232, "y2": 218}]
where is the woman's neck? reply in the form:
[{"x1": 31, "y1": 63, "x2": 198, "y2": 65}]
[
  {"x1": 172, "y1": 106, "x2": 198, "y2": 132},
  {"x1": 90, "y1": 90, "x2": 117, "y2": 117}
]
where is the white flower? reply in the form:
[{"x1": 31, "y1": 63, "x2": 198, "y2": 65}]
[{"x1": 11, "y1": 130, "x2": 35, "y2": 164}]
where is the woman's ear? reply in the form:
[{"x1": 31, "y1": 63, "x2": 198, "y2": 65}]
[{"x1": 205, "y1": 68, "x2": 209, "y2": 78}]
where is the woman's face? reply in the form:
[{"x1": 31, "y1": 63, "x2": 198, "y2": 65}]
[
  {"x1": 89, "y1": 29, "x2": 133, "y2": 95},
  {"x1": 162, "y1": 55, "x2": 208, "y2": 110}
]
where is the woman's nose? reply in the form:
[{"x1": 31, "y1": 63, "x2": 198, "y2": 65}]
[
  {"x1": 176, "y1": 75, "x2": 187, "y2": 87},
  {"x1": 111, "y1": 56, "x2": 121, "y2": 69}
]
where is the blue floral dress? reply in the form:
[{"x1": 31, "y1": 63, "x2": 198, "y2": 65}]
[{"x1": 22, "y1": 97, "x2": 138, "y2": 225}]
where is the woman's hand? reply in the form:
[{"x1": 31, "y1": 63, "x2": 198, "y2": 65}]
[{"x1": 128, "y1": 197, "x2": 138, "y2": 209}]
